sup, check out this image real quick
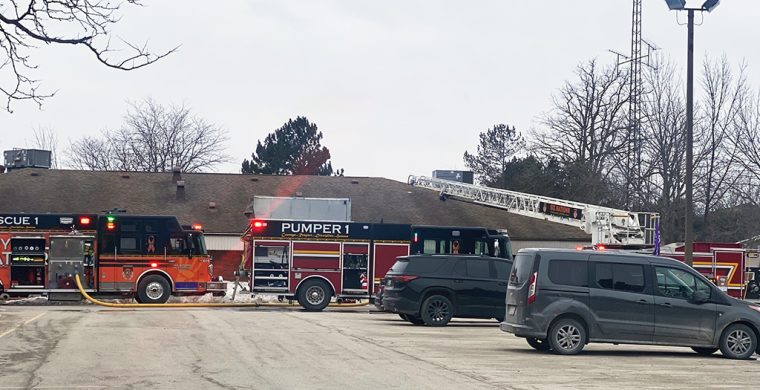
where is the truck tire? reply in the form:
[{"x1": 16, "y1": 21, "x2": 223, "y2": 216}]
[
  {"x1": 136, "y1": 274, "x2": 171, "y2": 304},
  {"x1": 719, "y1": 323, "x2": 757, "y2": 360},
  {"x1": 420, "y1": 295, "x2": 454, "y2": 326},
  {"x1": 297, "y1": 279, "x2": 332, "y2": 311},
  {"x1": 548, "y1": 318, "x2": 586, "y2": 355}
]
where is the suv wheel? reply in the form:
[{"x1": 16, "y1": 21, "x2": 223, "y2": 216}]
[
  {"x1": 420, "y1": 295, "x2": 453, "y2": 326},
  {"x1": 691, "y1": 347, "x2": 718, "y2": 356},
  {"x1": 719, "y1": 323, "x2": 757, "y2": 360},
  {"x1": 548, "y1": 318, "x2": 586, "y2": 355},
  {"x1": 526, "y1": 337, "x2": 551, "y2": 351}
]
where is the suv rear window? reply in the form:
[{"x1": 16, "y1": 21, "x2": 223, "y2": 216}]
[
  {"x1": 548, "y1": 260, "x2": 588, "y2": 287},
  {"x1": 509, "y1": 253, "x2": 535, "y2": 285},
  {"x1": 389, "y1": 257, "x2": 444, "y2": 275}
]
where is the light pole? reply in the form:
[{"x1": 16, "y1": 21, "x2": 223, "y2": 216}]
[{"x1": 664, "y1": 0, "x2": 719, "y2": 267}]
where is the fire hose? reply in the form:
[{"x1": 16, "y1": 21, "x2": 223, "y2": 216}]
[{"x1": 74, "y1": 274, "x2": 368, "y2": 308}]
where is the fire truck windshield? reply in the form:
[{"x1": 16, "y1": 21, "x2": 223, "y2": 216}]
[{"x1": 190, "y1": 233, "x2": 207, "y2": 256}]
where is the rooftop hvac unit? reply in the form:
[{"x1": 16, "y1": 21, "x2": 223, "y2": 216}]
[{"x1": 3, "y1": 149, "x2": 52, "y2": 171}]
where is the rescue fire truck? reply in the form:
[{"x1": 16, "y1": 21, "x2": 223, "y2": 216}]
[
  {"x1": 410, "y1": 175, "x2": 760, "y2": 299},
  {"x1": 0, "y1": 213, "x2": 225, "y2": 303},
  {"x1": 241, "y1": 219, "x2": 512, "y2": 310}
]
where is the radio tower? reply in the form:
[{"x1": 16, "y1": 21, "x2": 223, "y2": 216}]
[{"x1": 610, "y1": 0, "x2": 655, "y2": 209}]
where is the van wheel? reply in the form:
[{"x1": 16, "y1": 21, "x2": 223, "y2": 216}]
[
  {"x1": 526, "y1": 337, "x2": 551, "y2": 351},
  {"x1": 691, "y1": 347, "x2": 718, "y2": 356},
  {"x1": 420, "y1": 295, "x2": 453, "y2": 326},
  {"x1": 136, "y1": 275, "x2": 171, "y2": 304},
  {"x1": 297, "y1": 279, "x2": 332, "y2": 311},
  {"x1": 719, "y1": 324, "x2": 757, "y2": 359},
  {"x1": 548, "y1": 318, "x2": 586, "y2": 355}
]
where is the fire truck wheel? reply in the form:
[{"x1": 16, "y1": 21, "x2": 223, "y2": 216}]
[
  {"x1": 297, "y1": 279, "x2": 332, "y2": 311},
  {"x1": 691, "y1": 347, "x2": 718, "y2": 356},
  {"x1": 420, "y1": 295, "x2": 453, "y2": 326},
  {"x1": 719, "y1": 323, "x2": 757, "y2": 360},
  {"x1": 137, "y1": 275, "x2": 171, "y2": 304}
]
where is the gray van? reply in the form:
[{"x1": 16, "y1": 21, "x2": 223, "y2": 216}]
[{"x1": 500, "y1": 249, "x2": 760, "y2": 359}]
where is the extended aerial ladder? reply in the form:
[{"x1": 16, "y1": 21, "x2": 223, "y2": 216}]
[{"x1": 408, "y1": 175, "x2": 659, "y2": 246}]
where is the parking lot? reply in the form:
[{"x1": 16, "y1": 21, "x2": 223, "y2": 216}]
[{"x1": 0, "y1": 305, "x2": 758, "y2": 389}]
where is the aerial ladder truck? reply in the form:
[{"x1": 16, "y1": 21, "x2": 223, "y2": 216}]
[{"x1": 408, "y1": 175, "x2": 659, "y2": 247}]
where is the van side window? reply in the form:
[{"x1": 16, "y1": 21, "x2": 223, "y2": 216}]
[
  {"x1": 466, "y1": 259, "x2": 491, "y2": 279},
  {"x1": 655, "y1": 267, "x2": 712, "y2": 300},
  {"x1": 548, "y1": 260, "x2": 588, "y2": 287},
  {"x1": 594, "y1": 263, "x2": 645, "y2": 293}
]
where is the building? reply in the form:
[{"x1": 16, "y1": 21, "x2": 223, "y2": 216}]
[{"x1": 0, "y1": 169, "x2": 590, "y2": 278}]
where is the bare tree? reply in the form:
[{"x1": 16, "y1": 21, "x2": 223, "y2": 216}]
[
  {"x1": 0, "y1": 0, "x2": 176, "y2": 112},
  {"x1": 640, "y1": 57, "x2": 687, "y2": 243},
  {"x1": 732, "y1": 90, "x2": 760, "y2": 204},
  {"x1": 69, "y1": 99, "x2": 228, "y2": 172},
  {"x1": 694, "y1": 56, "x2": 748, "y2": 237},
  {"x1": 532, "y1": 59, "x2": 629, "y2": 204},
  {"x1": 30, "y1": 126, "x2": 58, "y2": 168}
]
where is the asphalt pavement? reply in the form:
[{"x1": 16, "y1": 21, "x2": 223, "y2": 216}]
[{"x1": 0, "y1": 305, "x2": 758, "y2": 389}]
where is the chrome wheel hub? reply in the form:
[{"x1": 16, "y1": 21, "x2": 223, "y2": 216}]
[{"x1": 146, "y1": 281, "x2": 164, "y2": 300}]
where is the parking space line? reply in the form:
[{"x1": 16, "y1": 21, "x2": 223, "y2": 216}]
[{"x1": 0, "y1": 312, "x2": 45, "y2": 339}]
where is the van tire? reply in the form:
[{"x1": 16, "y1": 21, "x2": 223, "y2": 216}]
[
  {"x1": 136, "y1": 275, "x2": 171, "y2": 304},
  {"x1": 526, "y1": 337, "x2": 551, "y2": 351},
  {"x1": 297, "y1": 279, "x2": 332, "y2": 311},
  {"x1": 548, "y1": 318, "x2": 586, "y2": 355},
  {"x1": 719, "y1": 323, "x2": 757, "y2": 360},
  {"x1": 420, "y1": 295, "x2": 454, "y2": 326}
]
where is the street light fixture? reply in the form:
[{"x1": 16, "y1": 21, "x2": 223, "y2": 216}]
[{"x1": 664, "y1": 0, "x2": 720, "y2": 266}]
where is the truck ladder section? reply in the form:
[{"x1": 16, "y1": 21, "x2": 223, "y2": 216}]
[{"x1": 408, "y1": 175, "x2": 659, "y2": 246}]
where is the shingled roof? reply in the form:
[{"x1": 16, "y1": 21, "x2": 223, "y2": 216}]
[{"x1": 0, "y1": 169, "x2": 590, "y2": 241}]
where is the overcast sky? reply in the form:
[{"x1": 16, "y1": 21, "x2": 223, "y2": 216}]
[{"x1": 2, "y1": 0, "x2": 759, "y2": 181}]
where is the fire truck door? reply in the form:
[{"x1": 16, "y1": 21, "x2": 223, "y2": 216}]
[{"x1": 48, "y1": 236, "x2": 88, "y2": 289}]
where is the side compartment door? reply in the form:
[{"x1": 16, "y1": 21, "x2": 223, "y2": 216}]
[{"x1": 588, "y1": 258, "x2": 654, "y2": 343}]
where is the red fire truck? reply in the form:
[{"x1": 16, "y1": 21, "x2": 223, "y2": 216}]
[
  {"x1": 660, "y1": 242, "x2": 760, "y2": 299},
  {"x1": 0, "y1": 213, "x2": 225, "y2": 303},
  {"x1": 241, "y1": 219, "x2": 512, "y2": 310}
]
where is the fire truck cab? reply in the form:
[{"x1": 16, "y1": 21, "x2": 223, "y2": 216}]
[
  {"x1": 0, "y1": 213, "x2": 225, "y2": 302},
  {"x1": 242, "y1": 219, "x2": 511, "y2": 311}
]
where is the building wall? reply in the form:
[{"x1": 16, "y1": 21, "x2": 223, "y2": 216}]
[
  {"x1": 205, "y1": 234, "x2": 244, "y2": 251},
  {"x1": 210, "y1": 250, "x2": 243, "y2": 280}
]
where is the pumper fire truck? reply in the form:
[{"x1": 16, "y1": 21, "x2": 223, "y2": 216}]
[
  {"x1": 409, "y1": 175, "x2": 760, "y2": 299},
  {"x1": 241, "y1": 219, "x2": 512, "y2": 311},
  {"x1": 0, "y1": 213, "x2": 225, "y2": 303}
]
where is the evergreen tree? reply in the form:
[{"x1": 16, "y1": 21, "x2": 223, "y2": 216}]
[
  {"x1": 242, "y1": 117, "x2": 342, "y2": 175},
  {"x1": 463, "y1": 124, "x2": 525, "y2": 188}
]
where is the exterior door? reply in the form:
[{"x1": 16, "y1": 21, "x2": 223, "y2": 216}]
[
  {"x1": 653, "y1": 266, "x2": 718, "y2": 345},
  {"x1": 589, "y1": 260, "x2": 654, "y2": 342},
  {"x1": 451, "y1": 258, "x2": 499, "y2": 317}
]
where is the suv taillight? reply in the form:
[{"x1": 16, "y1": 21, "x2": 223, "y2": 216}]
[
  {"x1": 527, "y1": 272, "x2": 538, "y2": 304},
  {"x1": 392, "y1": 275, "x2": 418, "y2": 283}
]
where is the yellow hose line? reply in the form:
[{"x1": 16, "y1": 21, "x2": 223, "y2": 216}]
[{"x1": 74, "y1": 275, "x2": 368, "y2": 308}]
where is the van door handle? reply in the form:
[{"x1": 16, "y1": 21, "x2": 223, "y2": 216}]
[
  {"x1": 453, "y1": 279, "x2": 463, "y2": 283},
  {"x1": 659, "y1": 302, "x2": 672, "y2": 307},
  {"x1": 498, "y1": 282, "x2": 507, "y2": 287},
  {"x1": 636, "y1": 299, "x2": 648, "y2": 304}
]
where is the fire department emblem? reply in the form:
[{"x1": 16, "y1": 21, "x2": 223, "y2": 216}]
[{"x1": 122, "y1": 266, "x2": 134, "y2": 280}]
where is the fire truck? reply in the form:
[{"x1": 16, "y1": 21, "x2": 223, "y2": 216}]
[
  {"x1": 409, "y1": 175, "x2": 760, "y2": 299},
  {"x1": 0, "y1": 213, "x2": 226, "y2": 303},
  {"x1": 241, "y1": 219, "x2": 512, "y2": 310}
]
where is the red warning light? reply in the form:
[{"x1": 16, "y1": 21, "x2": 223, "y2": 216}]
[
  {"x1": 106, "y1": 222, "x2": 116, "y2": 230},
  {"x1": 576, "y1": 245, "x2": 583, "y2": 251},
  {"x1": 150, "y1": 262, "x2": 158, "y2": 268},
  {"x1": 80, "y1": 217, "x2": 91, "y2": 225},
  {"x1": 192, "y1": 224, "x2": 203, "y2": 230},
  {"x1": 597, "y1": 244, "x2": 606, "y2": 251},
  {"x1": 253, "y1": 220, "x2": 267, "y2": 229}
]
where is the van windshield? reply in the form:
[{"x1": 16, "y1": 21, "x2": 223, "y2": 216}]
[{"x1": 509, "y1": 253, "x2": 535, "y2": 285}]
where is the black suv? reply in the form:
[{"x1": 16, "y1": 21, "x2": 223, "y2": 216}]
[
  {"x1": 501, "y1": 249, "x2": 760, "y2": 359},
  {"x1": 382, "y1": 254, "x2": 513, "y2": 326}
]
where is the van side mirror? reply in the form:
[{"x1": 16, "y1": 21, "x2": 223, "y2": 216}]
[{"x1": 690, "y1": 291, "x2": 709, "y2": 304}]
